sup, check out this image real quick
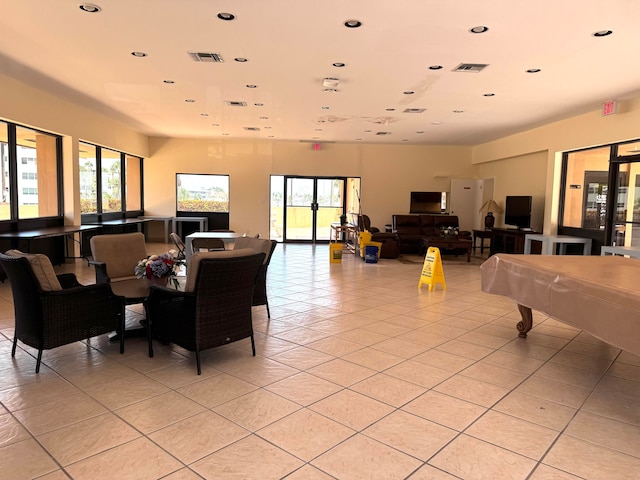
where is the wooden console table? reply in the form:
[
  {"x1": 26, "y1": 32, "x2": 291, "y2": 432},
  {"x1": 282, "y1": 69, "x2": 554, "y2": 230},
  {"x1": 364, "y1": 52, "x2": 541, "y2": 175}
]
[
  {"x1": 422, "y1": 237, "x2": 472, "y2": 262},
  {"x1": 490, "y1": 228, "x2": 539, "y2": 255}
]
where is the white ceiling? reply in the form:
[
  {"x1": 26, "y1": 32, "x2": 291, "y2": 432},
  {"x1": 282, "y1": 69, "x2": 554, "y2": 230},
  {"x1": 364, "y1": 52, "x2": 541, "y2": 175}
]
[{"x1": 1, "y1": 0, "x2": 639, "y2": 146}]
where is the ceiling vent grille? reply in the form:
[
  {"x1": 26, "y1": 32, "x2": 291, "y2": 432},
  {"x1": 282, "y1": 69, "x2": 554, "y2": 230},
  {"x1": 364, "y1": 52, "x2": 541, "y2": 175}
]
[
  {"x1": 188, "y1": 51, "x2": 224, "y2": 63},
  {"x1": 403, "y1": 108, "x2": 426, "y2": 113},
  {"x1": 244, "y1": 127, "x2": 260, "y2": 131},
  {"x1": 453, "y1": 63, "x2": 488, "y2": 72},
  {"x1": 225, "y1": 101, "x2": 248, "y2": 107},
  {"x1": 376, "y1": 132, "x2": 392, "y2": 136}
]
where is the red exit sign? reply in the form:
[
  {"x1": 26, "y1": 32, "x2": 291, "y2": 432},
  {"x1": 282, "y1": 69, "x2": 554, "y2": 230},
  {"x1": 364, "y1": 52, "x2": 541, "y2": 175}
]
[{"x1": 602, "y1": 100, "x2": 617, "y2": 116}]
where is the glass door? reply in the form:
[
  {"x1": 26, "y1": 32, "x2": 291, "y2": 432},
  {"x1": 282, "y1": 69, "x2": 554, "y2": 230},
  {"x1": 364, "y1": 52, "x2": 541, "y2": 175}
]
[
  {"x1": 282, "y1": 176, "x2": 346, "y2": 243},
  {"x1": 610, "y1": 143, "x2": 640, "y2": 247}
]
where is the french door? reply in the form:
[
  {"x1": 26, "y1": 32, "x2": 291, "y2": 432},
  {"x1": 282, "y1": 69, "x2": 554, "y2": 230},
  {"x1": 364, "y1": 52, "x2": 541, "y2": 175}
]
[{"x1": 283, "y1": 176, "x2": 346, "y2": 243}]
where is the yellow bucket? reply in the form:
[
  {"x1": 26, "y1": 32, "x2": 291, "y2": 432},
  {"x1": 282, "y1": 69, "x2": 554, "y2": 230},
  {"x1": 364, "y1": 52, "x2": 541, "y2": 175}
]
[{"x1": 329, "y1": 243, "x2": 343, "y2": 263}]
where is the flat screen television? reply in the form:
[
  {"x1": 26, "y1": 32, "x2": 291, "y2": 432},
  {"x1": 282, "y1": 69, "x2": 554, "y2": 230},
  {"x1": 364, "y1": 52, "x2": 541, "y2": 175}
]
[
  {"x1": 410, "y1": 191, "x2": 445, "y2": 214},
  {"x1": 504, "y1": 195, "x2": 532, "y2": 229}
]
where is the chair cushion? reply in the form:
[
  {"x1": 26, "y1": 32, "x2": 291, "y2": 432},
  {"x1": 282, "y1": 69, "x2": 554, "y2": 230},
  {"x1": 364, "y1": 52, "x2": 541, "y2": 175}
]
[
  {"x1": 90, "y1": 232, "x2": 147, "y2": 280},
  {"x1": 5, "y1": 249, "x2": 62, "y2": 291},
  {"x1": 233, "y1": 237, "x2": 273, "y2": 264},
  {"x1": 185, "y1": 248, "x2": 256, "y2": 292}
]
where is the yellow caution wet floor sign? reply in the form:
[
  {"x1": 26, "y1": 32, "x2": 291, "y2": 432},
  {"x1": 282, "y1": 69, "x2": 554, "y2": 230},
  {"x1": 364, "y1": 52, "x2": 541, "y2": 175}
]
[{"x1": 418, "y1": 247, "x2": 446, "y2": 290}]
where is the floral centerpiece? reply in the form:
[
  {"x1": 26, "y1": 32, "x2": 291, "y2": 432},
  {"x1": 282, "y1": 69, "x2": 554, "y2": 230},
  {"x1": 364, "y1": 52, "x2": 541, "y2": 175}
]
[
  {"x1": 440, "y1": 225, "x2": 459, "y2": 238},
  {"x1": 134, "y1": 249, "x2": 183, "y2": 289}
]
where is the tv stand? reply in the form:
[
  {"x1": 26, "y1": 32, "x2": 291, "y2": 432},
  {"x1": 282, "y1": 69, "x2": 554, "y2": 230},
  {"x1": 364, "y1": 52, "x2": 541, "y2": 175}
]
[{"x1": 490, "y1": 227, "x2": 540, "y2": 255}]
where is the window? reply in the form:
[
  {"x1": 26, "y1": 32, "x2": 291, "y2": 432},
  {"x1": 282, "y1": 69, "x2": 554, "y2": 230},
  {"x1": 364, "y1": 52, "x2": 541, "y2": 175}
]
[
  {"x1": 0, "y1": 121, "x2": 9, "y2": 221},
  {"x1": 78, "y1": 142, "x2": 142, "y2": 215},
  {"x1": 176, "y1": 174, "x2": 229, "y2": 212}
]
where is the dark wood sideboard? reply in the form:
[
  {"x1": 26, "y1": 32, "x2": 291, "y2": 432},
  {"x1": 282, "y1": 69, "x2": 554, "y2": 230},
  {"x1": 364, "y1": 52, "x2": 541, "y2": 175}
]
[{"x1": 490, "y1": 228, "x2": 541, "y2": 255}]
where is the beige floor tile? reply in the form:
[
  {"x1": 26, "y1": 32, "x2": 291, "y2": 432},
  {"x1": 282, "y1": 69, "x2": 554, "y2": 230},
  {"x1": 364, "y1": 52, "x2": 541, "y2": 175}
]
[
  {"x1": 385, "y1": 359, "x2": 452, "y2": 388},
  {"x1": 191, "y1": 435, "x2": 303, "y2": 480},
  {"x1": 257, "y1": 408, "x2": 355, "y2": 461},
  {"x1": 408, "y1": 464, "x2": 461, "y2": 479},
  {"x1": 594, "y1": 375, "x2": 640, "y2": 401},
  {"x1": 307, "y1": 358, "x2": 376, "y2": 386},
  {"x1": 272, "y1": 326, "x2": 331, "y2": 345},
  {"x1": 213, "y1": 389, "x2": 301, "y2": 431},
  {"x1": 482, "y1": 350, "x2": 545, "y2": 374},
  {"x1": 429, "y1": 434, "x2": 536, "y2": 479},
  {"x1": 370, "y1": 338, "x2": 429, "y2": 358},
  {"x1": 341, "y1": 346, "x2": 405, "y2": 371},
  {"x1": 563, "y1": 337, "x2": 621, "y2": 359},
  {"x1": 466, "y1": 410, "x2": 559, "y2": 460},
  {"x1": 498, "y1": 338, "x2": 559, "y2": 361},
  {"x1": 435, "y1": 339, "x2": 495, "y2": 360},
  {"x1": 38, "y1": 412, "x2": 140, "y2": 465},
  {"x1": 160, "y1": 468, "x2": 204, "y2": 480},
  {"x1": 270, "y1": 346, "x2": 334, "y2": 370},
  {"x1": 565, "y1": 411, "x2": 640, "y2": 457},
  {"x1": 351, "y1": 373, "x2": 426, "y2": 407},
  {"x1": 309, "y1": 389, "x2": 394, "y2": 430},
  {"x1": 33, "y1": 471, "x2": 73, "y2": 480},
  {"x1": 265, "y1": 372, "x2": 342, "y2": 406},
  {"x1": 543, "y1": 435, "x2": 640, "y2": 480},
  {"x1": 434, "y1": 374, "x2": 510, "y2": 407},
  {"x1": 411, "y1": 348, "x2": 475, "y2": 372},
  {"x1": 549, "y1": 350, "x2": 614, "y2": 374},
  {"x1": 0, "y1": 412, "x2": 30, "y2": 448},
  {"x1": 528, "y1": 464, "x2": 584, "y2": 479},
  {"x1": 395, "y1": 330, "x2": 449, "y2": 348},
  {"x1": 0, "y1": 439, "x2": 58, "y2": 480},
  {"x1": 176, "y1": 372, "x2": 258, "y2": 408},
  {"x1": 335, "y1": 327, "x2": 389, "y2": 346},
  {"x1": 582, "y1": 390, "x2": 640, "y2": 426},
  {"x1": 223, "y1": 357, "x2": 300, "y2": 387},
  {"x1": 494, "y1": 391, "x2": 577, "y2": 431},
  {"x1": 312, "y1": 433, "x2": 422, "y2": 480},
  {"x1": 82, "y1": 374, "x2": 171, "y2": 409},
  {"x1": 403, "y1": 390, "x2": 486, "y2": 431},
  {"x1": 283, "y1": 464, "x2": 336, "y2": 479},
  {"x1": 64, "y1": 437, "x2": 182, "y2": 480},
  {"x1": 363, "y1": 410, "x2": 457, "y2": 460},
  {"x1": 607, "y1": 361, "x2": 640, "y2": 383},
  {"x1": 534, "y1": 361, "x2": 604, "y2": 390},
  {"x1": 362, "y1": 321, "x2": 412, "y2": 337},
  {"x1": 460, "y1": 361, "x2": 529, "y2": 389},
  {"x1": 307, "y1": 336, "x2": 364, "y2": 356},
  {"x1": 516, "y1": 374, "x2": 592, "y2": 408},
  {"x1": 149, "y1": 410, "x2": 249, "y2": 464},
  {"x1": 0, "y1": 376, "x2": 81, "y2": 412},
  {"x1": 114, "y1": 391, "x2": 206, "y2": 434},
  {"x1": 12, "y1": 392, "x2": 107, "y2": 436}
]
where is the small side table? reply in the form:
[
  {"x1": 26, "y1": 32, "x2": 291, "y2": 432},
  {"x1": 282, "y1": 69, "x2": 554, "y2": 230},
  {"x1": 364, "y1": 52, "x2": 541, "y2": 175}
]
[{"x1": 472, "y1": 229, "x2": 493, "y2": 254}]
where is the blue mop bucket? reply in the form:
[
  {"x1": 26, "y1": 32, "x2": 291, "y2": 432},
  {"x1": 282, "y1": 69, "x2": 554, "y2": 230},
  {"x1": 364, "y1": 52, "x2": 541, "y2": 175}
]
[{"x1": 365, "y1": 245, "x2": 379, "y2": 263}]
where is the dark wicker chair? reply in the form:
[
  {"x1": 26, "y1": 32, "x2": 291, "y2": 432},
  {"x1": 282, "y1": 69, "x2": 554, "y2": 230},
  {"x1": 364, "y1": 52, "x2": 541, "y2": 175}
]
[
  {"x1": 145, "y1": 251, "x2": 265, "y2": 374},
  {"x1": 233, "y1": 237, "x2": 278, "y2": 318},
  {"x1": 0, "y1": 252, "x2": 125, "y2": 373}
]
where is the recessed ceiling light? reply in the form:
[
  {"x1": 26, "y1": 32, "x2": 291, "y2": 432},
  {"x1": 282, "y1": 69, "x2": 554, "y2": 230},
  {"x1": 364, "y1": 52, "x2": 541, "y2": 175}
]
[
  {"x1": 246, "y1": 84, "x2": 257, "y2": 88},
  {"x1": 321, "y1": 106, "x2": 330, "y2": 110},
  {"x1": 222, "y1": 133, "x2": 229, "y2": 135},
  {"x1": 200, "y1": 113, "x2": 209, "y2": 116},
  {"x1": 593, "y1": 30, "x2": 613, "y2": 37},
  {"x1": 234, "y1": 58, "x2": 248, "y2": 62},
  {"x1": 259, "y1": 116, "x2": 269, "y2": 120},
  {"x1": 315, "y1": 128, "x2": 322, "y2": 131},
  {"x1": 364, "y1": 130, "x2": 372, "y2": 133},
  {"x1": 264, "y1": 126, "x2": 272, "y2": 129},
  {"x1": 131, "y1": 52, "x2": 147, "y2": 57},
  {"x1": 386, "y1": 108, "x2": 396, "y2": 111},
  {"x1": 254, "y1": 103, "x2": 264, "y2": 106},
  {"x1": 402, "y1": 139, "x2": 409, "y2": 142},
  {"x1": 356, "y1": 138, "x2": 363, "y2": 141},
  {"x1": 470, "y1": 26, "x2": 489, "y2": 33},
  {"x1": 453, "y1": 110, "x2": 464, "y2": 113},
  {"x1": 483, "y1": 93, "x2": 495, "y2": 97},
  {"x1": 431, "y1": 121, "x2": 442, "y2": 125},
  {"x1": 217, "y1": 12, "x2": 235, "y2": 21},
  {"x1": 268, "y1": 135, "x2": 274, "y2": 138},
  {"x1": 403, "y1": 91, "x2": 414, "y2": 95},
  {"x1": 79, "y1": 4, "x2": 101, "y2": 13},
  {"x1": 416, "y1": 131, "x2": 425, "y2": 134},
  {"x1": 163, "y1": 80, "x2": 175, "y2": 84},
  {"x1": 211, "y1": 124, "x2": 220, "y2": 127},
  {"x1": 526, "y1": 68, "x2": 541, "y2": 73},
  {"x1": 344, "y1": 19, "x2": 362, "y2": 28},
  {"x1": 429, "y1": 65, "x2": 443, "y2": 70},
  {"x1": 185, "y1": 99, "x2": 195, "y2": 103},
  {"x1": 313, "y1": 137, "x2": 320, "y2": 140},
  {"x1": 333, "y1": 62, "x2": 346, "y2": 67}
]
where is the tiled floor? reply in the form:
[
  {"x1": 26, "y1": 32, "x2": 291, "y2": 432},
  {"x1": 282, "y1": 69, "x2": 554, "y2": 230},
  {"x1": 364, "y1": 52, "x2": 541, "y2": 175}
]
[{"x1": 1, "y1": 243, "x2": 640, "y2": 479}]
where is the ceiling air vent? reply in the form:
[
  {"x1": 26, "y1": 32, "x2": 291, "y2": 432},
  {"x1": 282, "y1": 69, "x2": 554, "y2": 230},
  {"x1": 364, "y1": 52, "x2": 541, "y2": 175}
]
[
  {"x1": 188, "y1": 51, "x2": 224, "y2": 63},
  {"x1": 244, "y1": 127, "x2": 260, "y2": 131},
  {"x1": 225, "y1": 101, "x2": 248, "y2": 107},
  {"x1": 453, "y1": 63, "x2": 488, "y2": 72},
  {"x1": 376, "y1": 132, "x2": 391, "y2": 136},
  {"x1": 403, "y1": 108, "x2": 426, "y2": 113}
]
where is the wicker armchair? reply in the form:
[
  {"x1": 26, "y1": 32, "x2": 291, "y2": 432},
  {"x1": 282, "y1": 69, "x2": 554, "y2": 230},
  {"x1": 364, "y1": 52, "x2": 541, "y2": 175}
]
[
  {"x1": 233, "y1": 237, "x2": 278, "y2": 318},
  {"x1": 145, "y1": 250, "x2": 265, "y2": 374},
  {"x1": 0, "y1": 252, "x2": 125, "y2": 373}
]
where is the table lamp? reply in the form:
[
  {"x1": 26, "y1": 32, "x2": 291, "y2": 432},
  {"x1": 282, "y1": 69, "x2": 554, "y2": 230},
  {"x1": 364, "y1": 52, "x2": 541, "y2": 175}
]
[{"x1": 479, "y1": 199, "x2": 503, "y2": 229}]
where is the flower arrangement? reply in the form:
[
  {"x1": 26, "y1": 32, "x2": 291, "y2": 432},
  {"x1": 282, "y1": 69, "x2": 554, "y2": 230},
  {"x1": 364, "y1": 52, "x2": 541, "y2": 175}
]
[
  {"x1": 134, "y1": 250, "x2": 183, "y2": 289},
  {"x1": 440, "y1": 225, "x2": 459, "y2": 237}
]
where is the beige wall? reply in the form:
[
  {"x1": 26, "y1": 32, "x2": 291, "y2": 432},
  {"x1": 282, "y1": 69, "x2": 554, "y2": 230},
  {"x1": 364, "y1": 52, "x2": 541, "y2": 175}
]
[
  {"x1": 147, "y1": 138, "x2": 473, "y2": 235},
  {"x1": 2, "y1": 71, "x2": 640, "y2": 238}
]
